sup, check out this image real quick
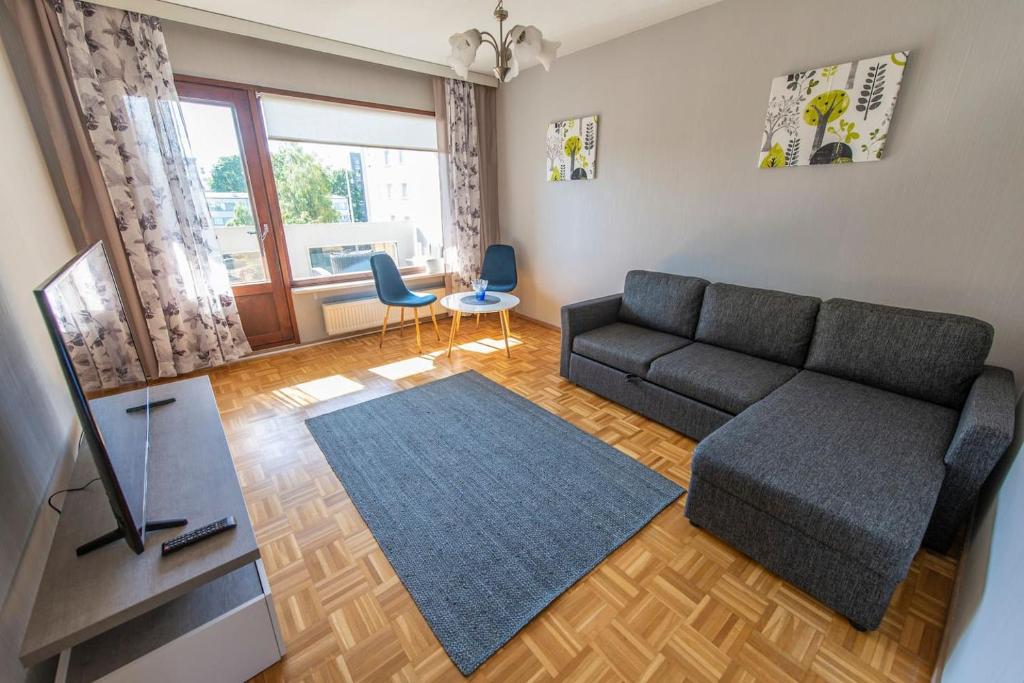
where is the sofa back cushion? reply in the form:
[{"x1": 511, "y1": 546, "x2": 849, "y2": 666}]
[
  {"x1": 805, "y1": 298, "x2": 993, "y2": 408},
  {"x1": 695, "y1": 283, "x2": 821, "y2": 367},
  {"x1": 619, "y1": 270, "x2": 709, "y2": 338}
]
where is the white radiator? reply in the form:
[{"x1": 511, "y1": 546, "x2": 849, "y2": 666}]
[{"x1": 322, "y1": 288, "x2": 447, "y2": 336}]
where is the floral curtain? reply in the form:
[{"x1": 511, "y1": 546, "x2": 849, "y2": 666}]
[
  {"x1": 442, "y1": 78, "x2": 483, "y2": 288},
  {"x1": 51, "y1": 1, "x2": 250, "y2": 378},
  {"x1": 45, "y1": 244, "x2": 146, "y2": 393}
]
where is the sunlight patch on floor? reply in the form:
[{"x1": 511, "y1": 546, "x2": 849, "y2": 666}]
[
  {"x1": 271, "y1": 374, "x2": 365, "y2": 407},
  {"x1": 456, "y1": 337, "x2": 523, "y2": 354},
  {"x1": 369, "y1": 355, "x2": 437, "y2": 381}
]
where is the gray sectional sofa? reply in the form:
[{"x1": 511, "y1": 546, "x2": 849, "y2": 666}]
[{"x1": 561, "y1": 271, "x2": 1016, "y2": 630}]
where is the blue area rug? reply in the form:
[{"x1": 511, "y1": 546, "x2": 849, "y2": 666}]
[{"x1": 305, "y1": 371, "x2": 684, "y2": 675}]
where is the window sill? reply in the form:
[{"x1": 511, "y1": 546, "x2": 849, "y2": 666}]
[{"x1": 290, "y1": 271, "x2": 448, "y2": 296}]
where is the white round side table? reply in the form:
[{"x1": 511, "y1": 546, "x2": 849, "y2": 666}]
[{"x1": 439, "y1": 292, "x2": 520, "y2": 358}]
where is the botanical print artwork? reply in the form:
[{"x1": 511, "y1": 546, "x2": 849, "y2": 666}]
[
  {"x1": 547, "y1": 115, "x2": 598, "y2": 181},
  {"x1": 759, "y1": 51, "x2": 909, "y2": 167}
]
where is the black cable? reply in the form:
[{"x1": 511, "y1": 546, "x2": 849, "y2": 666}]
[
  {"x1": 47, "y1": 432, "x2": 98, "y2": 515},
  {"x1": 47, "y1": 476, "x2": 100, "y2": 514}
]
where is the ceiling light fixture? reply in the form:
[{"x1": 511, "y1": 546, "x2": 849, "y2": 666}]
[{"x1": 447, "y1": 1, "x2": 560, "y2": 83}]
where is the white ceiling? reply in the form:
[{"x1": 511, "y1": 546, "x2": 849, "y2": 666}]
[{"x1": 157, "y1": 0, "x2": 725, "y2": 75}]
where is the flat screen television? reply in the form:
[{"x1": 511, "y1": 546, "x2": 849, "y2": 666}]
[{"x1": 35, "y1": 242, "x2": 184, "y2": 555}]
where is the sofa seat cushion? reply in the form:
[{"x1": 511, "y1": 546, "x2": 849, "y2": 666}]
[
  {"x1": 691, "y1": 370, "x2": 957, "y2": 579},
  {"x1": 648, "y1": 343, "x2": 798, "y2": 415},
  {"x1": 572, "y1": 323, "x2": 690, "y2": 377}
]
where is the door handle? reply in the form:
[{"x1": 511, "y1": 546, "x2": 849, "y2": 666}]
[{"x1": 258, "y1": 223, "x2": 270, "y2": 242}]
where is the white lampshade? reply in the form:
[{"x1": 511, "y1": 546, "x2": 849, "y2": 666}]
[
  {"x1": 508, "y1": 24, "x2": 560, "y2": 81},
  {"x1": 447, "y1": 29, "x2": 482, "y2": 79}
]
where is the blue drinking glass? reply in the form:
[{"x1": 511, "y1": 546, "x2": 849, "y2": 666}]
[{"x1": 472, "y1": 278, "x2": 488, "y2": 301}]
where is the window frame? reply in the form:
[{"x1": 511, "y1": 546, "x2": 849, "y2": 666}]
[{"x1": 174, "y1": 74, "x2": 439, "y2": 290}]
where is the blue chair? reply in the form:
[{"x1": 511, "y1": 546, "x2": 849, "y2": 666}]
[
  {"x1": 370, "y1": 253, "x2": 440, "y2": 353},
  {"x1": 476, "y1": 244, "x2": 518, "y2": 327},
  {"x1": 480, "y1": 244, "x2": 517, "y2": 293}
]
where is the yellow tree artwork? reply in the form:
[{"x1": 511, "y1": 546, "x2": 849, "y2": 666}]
[
  {"x1": 758, "y1": 51, "x2": 909, "y2": 167},
  {"x1": 546, "y1": 115, "x2": 598, "y2": 181}
]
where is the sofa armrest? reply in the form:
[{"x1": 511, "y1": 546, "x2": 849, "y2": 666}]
[
  {"x1": 560, "y1": 294, "x2": 622, "y2": 378},
  {"x1": 926, "y1": 366, "x2": 1016, "y2": 550}
]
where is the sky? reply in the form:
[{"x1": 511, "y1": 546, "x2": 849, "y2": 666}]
[{"x1": 179, "y1": 101, "x2": 243, "y2": 181}]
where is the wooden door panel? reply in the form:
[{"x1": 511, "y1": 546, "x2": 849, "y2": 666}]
[
  {"x1": 176, "y1": 79, "x2": 297, "y2": 350},
  {"x1": 235, "y1": 292, "x2": 291, "y2": 345}
]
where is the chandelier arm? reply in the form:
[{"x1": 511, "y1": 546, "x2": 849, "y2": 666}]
[
  {"x1": 478, "y1": 31, "x2": 502, "y2": 62},
  {"x1": 479, "y1": 30, "x2": 499, "y2": 48}
]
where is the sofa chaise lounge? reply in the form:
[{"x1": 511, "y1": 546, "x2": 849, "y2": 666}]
[{"x1": 561, "y1": 271, "x2": 1016, "y2": 629}]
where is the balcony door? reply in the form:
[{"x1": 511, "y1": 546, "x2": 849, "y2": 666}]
[{"x1": 176, "y1": 79, "x2": 296, "y2": 349}]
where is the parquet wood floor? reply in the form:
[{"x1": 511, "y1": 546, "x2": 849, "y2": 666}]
[{"x1": 203, "y1": 317, "x2": 957, "y2": 682}]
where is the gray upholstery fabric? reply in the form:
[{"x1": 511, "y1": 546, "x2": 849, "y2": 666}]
[
  {"x1": 568, "y1": 354, "x2": 732, "y2": 441},
  {"x1": 572, "y1": 322, "x2": 689, "y2": 377},
  {"x1": 568, "y1": 353, "x2": 646, "y2": 415},
  {"x1": 691, "y1": 370, "x2": 957, "y2": 580},
  {"x1": 925, "y1": 366, "x2": 1017, "y2": 550},
  {"x1": 695, "y1": 283, "x2": 820, "y2": 367},
  {"x1": 648, "y1": 343, "x2": 798, "y2": 415},
  {"x1": 560, "y1": 294, "x2": 622, "y2": 377},
  {"x1": 640, "y1": 380, "x2": 733, "y2": 441},
  {"x1": 561, "y1": 275, "x2": 1015, "y2": 628},
  {"x1": 685, "y1": 475, "x2": 897, "y2": 630},
  {"x1": 805, "y1": 298, "x2": 993, "y2": 409},
  {"x1": 619, "y1": 270, "x2": 709, "y2": 338}
]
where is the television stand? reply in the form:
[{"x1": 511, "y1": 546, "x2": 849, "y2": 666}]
[
  {"x1": 76, "y1": 518, "x2": 188, "y2": 556},
  {"x1": 20, "y1": 377, "x2": 283, "y2": 681}
]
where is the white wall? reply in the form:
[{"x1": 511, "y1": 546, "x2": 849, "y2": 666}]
[
  {"x1": 498, "y1": 0, "x2": 1024, "y2": 382},
  {"x1": 162, "y1": 21, "x2": 434, "y2": 112},
  {"x1": 0, "y1": 31, "x2": 80, "y2": 683},
  {"x1": 938, "y1": 398, "x2": 1024, "y2": 682}
]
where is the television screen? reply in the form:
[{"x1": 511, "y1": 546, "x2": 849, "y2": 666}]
[{"x1": 35, "y1": 242, "x2": 151, "y2": 554}]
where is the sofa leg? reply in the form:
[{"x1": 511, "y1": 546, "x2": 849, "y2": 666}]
[
  {"x1": 689, "y1": 520, "x2": 703, "y2": 529},
  {"x1": 848, "y1": 619, "x2": 870, "y2": 632}
]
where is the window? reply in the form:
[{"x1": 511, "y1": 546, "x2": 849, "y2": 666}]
[
  {"x1": 259, "y1": 94, "x2": 443, "y2": 283},
  {"x1": 308, "y1": 242, "x2": 398, "y2": 276},
  {"x1": 179, "y1": 101, "x2": 268, "y2": 284},
  {"x1": 221, "y1": 251, "x2": 265, "y2": 284}
]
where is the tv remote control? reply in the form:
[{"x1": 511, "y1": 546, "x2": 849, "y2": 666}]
[{"x1": 161, "y1": 516, "x2": 236, "y2": 556}]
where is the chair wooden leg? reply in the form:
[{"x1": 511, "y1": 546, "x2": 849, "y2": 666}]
[
  {"x1": 399, "y1": 307, "x2": 405, "y2": 337},
  {"x1": 504, "y1": 310, "x2": 512, "y2": 336},
  {"x1": 429, "y1": 303, "x2": 441, "y2": 341},
  {"x1": 379, "y1": 306, "x2": 391, "y2": 348},
  {"x1": 413, "y1": 306, "x2": 422, "y2": 353}
]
